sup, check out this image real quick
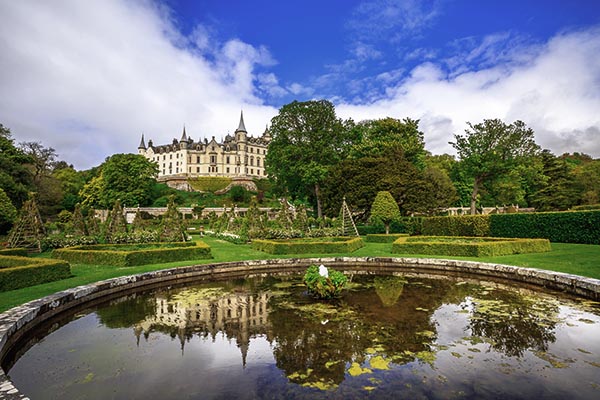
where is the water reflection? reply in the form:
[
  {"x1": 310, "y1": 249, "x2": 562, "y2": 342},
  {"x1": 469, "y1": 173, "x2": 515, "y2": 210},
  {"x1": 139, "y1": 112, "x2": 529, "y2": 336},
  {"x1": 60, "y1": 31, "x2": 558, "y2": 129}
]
[{"x1": 8, "y1": 274, "x2": 600, "y2": 399}]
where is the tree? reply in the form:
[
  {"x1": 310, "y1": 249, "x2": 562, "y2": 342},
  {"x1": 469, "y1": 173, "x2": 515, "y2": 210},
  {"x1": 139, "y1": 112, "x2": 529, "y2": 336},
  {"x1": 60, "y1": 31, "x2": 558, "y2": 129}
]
[
  {"x1": 105, "y1": 199, "x2": 128, "y2": 242},
  {"x1": 19, "y1": 141, "x2": 58, "y2": 182},
  {"x1": 0, "y1": 188, "x2": 17, "y2": 234},
  {"x1": 404, "y1": 166, "x2": 457, "y2": 215},
  {"x1": 80, "y1": 154, "x2": 158, "y2": 208},
  {"x1": 0, "y1": 124, "x2": 33, "y2": 209},
  {"x1": 450, "y1": 119, "x2": 540, "y2": 214},
  {"x1": 369, "y1": 191, "x2": 401, "y2": 234},
  {"x1": 266, "y1": 100, "x2": 356, "y2": 218},
  {"x1": 530, "y1": 150, "x2": 579, "y2": 211}
]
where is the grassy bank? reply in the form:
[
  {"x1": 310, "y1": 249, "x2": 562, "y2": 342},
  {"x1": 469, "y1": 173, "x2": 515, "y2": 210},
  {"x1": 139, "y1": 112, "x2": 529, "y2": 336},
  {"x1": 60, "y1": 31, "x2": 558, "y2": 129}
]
[{"x1": 1, "y1": 237, "x2": 598, "y2": 313}]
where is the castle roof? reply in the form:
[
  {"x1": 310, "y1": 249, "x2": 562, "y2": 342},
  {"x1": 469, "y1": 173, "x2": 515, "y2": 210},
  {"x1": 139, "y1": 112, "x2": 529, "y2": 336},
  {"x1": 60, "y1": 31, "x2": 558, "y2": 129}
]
[
  {"x1": 138, "y1": 134, "x2": 146, "y2": 149},
  {"x1": 235, "y1": 111, "x2": 247, "y2": 133}
]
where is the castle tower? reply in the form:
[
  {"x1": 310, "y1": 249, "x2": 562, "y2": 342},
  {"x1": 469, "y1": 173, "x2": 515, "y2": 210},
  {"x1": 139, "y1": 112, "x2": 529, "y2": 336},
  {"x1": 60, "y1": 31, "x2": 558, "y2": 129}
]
[
  {"x1": 235, "y1": 111, "x2": 247, "y2": 143},
  {"x1": 138, "y1": 133, "x2": 146, "y2": 155}
]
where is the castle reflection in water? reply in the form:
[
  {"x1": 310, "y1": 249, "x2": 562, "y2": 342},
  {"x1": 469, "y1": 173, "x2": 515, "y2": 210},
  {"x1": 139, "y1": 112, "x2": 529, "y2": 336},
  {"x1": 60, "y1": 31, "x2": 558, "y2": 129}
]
[{"x1": 133, "y1": 287, "x2": 272, "y2": 366}]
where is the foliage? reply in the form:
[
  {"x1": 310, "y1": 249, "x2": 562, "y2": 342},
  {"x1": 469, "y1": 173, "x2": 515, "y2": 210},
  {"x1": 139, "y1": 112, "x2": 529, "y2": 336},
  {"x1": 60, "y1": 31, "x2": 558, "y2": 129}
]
[
  {"x1": 489, "y1": 210, "x2": 600, "y2": 244},
  {"x1": 80, "y1": 153, "x2": 158, "y2": 208},
  {"x1": 7, "y1": 193, "x2": 46, "y2": 252},
  {"x1": 52, "y1": 241, "x2": 212, "y2": 267},
  {"x1": 450, "y1": 119, "x2": 540, "y2": 214},
  {"x1": 404, "y1": 166, "x2": 457, "y2": 215},
  {"x1": 392, "y1": 236, "x2": 551, "y2": 257},
  {"x1": 0, "y1": 248, "x2": 28, "y2": 256},
  {"x1": 266, "y1": 100, "x2": 357, "y2": 217},
  {"x1": 0, "y1": 124, "x2": 34, "y2": 209},
  {"x1": 159, "y1": 195, "x2": 186, "y2": 242},
  {"x1": 41, "y1": 235, "x2": 100, "y2": 251},
  {"x1": 303, "y1": 264, "x2": 348, "y2": 299},
  {"x1": 105, "y1": 199, "x2": 128, "y2": 242},
  {"x1": 187, "y1": 177, "x2": 232, "y2": 193},
  {"x1": 0, "y1": 255, "x2": 71, "y2": 292},
  {"x1": 0, "y1": 188, "x2": 17, "y2": 234},
  {"x1": 229, "y1": 185, "x2": 248, "y2": 202},
  {"x1": 70, "y1": 203, "x2": 87, "y2": 236},
  {"x1": 365, "y1": 233, "x2": 409, "y2": 243},
  {"x1": 422, "y1": 215, "x2": 491, "y2": 237},
  {"x1": 251, "y1": 237, "x2": 364, "y2": 255},
  {"x1": 369, "y1": 191, "x2": 401, "y2": 234}
]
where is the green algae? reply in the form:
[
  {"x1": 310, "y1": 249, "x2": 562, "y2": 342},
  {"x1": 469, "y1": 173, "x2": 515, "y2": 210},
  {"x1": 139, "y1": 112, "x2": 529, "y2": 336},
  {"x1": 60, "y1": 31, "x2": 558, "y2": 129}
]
[
  {"x1": 369, "y1": 355, "x2": 391, "y2": 370},
  {"x1": 348, "y1": 362, "x2": 372, "y2": 377}
]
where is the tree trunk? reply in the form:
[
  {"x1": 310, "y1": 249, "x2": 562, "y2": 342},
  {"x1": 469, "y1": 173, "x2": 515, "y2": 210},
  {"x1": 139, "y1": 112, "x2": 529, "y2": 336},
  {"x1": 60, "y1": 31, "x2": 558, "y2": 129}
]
[
  {"x1": 470, "y1": 177, "x2": 482, "y2": 215},
  {"x1": 385, "y1": 223, "x2": 390, "y2": 235},
  {"x1": 315, "y1": 183, "x2": 323, "y2": 219}
]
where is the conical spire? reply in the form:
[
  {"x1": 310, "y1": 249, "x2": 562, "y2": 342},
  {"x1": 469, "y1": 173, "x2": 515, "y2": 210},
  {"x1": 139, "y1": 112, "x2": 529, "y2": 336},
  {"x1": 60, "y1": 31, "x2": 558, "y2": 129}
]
[
  {"x1": 181, "y1": 125, "x2": 187, "y2": 142},
  {"x1": 235, "y1": 110, "x2": 247, "y2": 133},
  {"x1": 138, "y1": 133, "x2": 146, "y2": 149}
]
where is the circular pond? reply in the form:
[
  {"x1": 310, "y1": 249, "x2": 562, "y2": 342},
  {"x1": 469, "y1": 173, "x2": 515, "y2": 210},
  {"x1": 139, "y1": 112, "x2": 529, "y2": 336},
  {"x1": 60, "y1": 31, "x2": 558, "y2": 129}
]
[{"x1": 4, "y1": 271, "x2": 600, "y2": 399}]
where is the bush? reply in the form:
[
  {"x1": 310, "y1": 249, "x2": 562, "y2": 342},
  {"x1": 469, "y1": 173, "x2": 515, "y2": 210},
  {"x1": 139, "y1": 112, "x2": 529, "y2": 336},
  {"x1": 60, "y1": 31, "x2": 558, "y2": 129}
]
[
  {"x1": 251, "y1": 237, "x2": 364, "y2": 255},
  {"x1": 0, "y1": 255, "x2": 71, "y2": 291},
  {"x1": 41, "y1": 235, "x2": 100, "y2": 250},
  {"x1": 422, "y1": 215, "x2": 490, "y2": 237},
  {"x1": 391, "y1": 236, "x2": 551, "y2": 257},
  {"x1": 365, "y1": 233, "x2": 409, "y2": 243},
  {"x1": 53, "y1": 241, "x2": 212, "y2": 266},
  {"x1": 0, "y1": 247, "x2": 28, "y2": 256},
  {"x1": 571, "y1": 204, "x2": 600, "y2": 211},
  {"x1": 303, "y1": 264, "x2": 347, "y2": 299},
  {"x1": 489, "y1": 210, "x2": 600, "y2": 244}
]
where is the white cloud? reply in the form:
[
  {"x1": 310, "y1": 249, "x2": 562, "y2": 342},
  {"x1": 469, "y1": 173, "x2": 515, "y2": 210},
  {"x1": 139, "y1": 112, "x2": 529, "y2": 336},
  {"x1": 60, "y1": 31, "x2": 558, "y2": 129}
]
[
  {"x1": 0, "y1": 0, "x2": 278, "y2": 169},
  {"x1": 337, "y1": 27, "x2": 600, "y2": 158}
]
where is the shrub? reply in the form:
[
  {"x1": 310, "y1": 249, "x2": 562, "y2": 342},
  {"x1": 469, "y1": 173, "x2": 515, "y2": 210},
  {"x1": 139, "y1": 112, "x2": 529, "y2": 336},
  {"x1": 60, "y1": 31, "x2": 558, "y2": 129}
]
[
  {"x1": 422, "y1": 215, "x2": 490, "y2": 237},
  {"x1": 0, "y1": 255, "x2": 71, "y2": 291},
  {"x1": 41, "y1": 235, "x2": 100, "y2": 250},
  {"x1": 489, "y1": 210, "x2": 600, "y2": 244},
  {"x1": 391, "y1": 236, "x2": 551, "y2": 257},
  {"x1": 303, "y1": 264, "x2": 347, "y2": 299},
  {"x1": 53, "y1": 241, "x2": 212, "y2": 266},
  {"x1": 366, "y1": 233, "x2": 409, "y2": 243},
  {"x1": 251, "y1": 237, "x2": 364, "y2": 255},
  {"x1": 572, "y1": 204, "x2": 600, "y2": 211},
  {"x1": 0, "y1": 247, "x2": 28, "y2": 256}
]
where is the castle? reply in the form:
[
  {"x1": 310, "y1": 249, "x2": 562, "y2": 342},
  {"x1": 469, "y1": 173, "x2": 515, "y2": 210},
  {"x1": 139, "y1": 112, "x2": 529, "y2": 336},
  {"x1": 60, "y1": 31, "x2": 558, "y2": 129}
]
[{"x1": 138, "y1": 112, "x2": 271, "y2": 189}]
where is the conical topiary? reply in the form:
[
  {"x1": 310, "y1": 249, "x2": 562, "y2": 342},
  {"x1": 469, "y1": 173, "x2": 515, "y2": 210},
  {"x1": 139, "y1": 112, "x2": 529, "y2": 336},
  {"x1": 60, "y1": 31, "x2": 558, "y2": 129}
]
[
  {"x1": 7, "y1": 193, "x2": 46, "y2": 252},
  {"x1": 105, "y1": 199, "x2": 128, "y2": 243},
  {"x1": 71, "y1": 203, "x2": 88, "y2": 236},
  {"x1": 159, "y1": 195, "x2": 185, "y2": 242}
]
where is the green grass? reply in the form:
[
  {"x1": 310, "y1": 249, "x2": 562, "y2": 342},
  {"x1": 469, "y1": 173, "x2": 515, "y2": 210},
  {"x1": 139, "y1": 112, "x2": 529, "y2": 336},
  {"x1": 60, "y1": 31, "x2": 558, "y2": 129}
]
[{"x1": 0, "y1": 238, "x2": 598, "y2": 313}]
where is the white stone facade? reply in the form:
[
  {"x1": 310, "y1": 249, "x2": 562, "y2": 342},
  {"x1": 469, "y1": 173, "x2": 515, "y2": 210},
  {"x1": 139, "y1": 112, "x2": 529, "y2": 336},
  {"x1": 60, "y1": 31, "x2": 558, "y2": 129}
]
[{"x1": 138, "y1": 112, "x2": 271, "y2": 183}]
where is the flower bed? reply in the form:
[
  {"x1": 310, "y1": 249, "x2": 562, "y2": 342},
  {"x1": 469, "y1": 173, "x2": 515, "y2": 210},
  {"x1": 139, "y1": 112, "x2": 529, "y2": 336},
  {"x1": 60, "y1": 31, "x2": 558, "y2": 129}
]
[
  {"x1": 0, "y1": 255, "x2": 71, "y2": 292},
  {"x1": 52, "y1": 241, "x2": 212, "y2": 267},
  {"x1": 251, "y1": 237, "x2": 364, "y2": 255},
  {"x1": 392, "y1": 236, "x2": 551, "y2": 257},
  {"x1": 365, "y1": 233, "x2": 409, "y2": 243}
]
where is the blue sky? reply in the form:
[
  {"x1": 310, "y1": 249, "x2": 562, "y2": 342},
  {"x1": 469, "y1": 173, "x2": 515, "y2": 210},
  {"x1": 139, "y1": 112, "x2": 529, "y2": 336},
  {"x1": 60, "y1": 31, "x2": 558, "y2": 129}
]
[{"x1": 1, "y1": 0, "x2": 599, "y2": 169}]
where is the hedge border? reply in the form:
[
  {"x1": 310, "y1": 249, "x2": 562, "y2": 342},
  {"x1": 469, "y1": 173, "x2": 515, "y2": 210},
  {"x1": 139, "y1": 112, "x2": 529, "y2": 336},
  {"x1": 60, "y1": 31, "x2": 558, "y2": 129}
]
[
  {"x1": 0, "y1": 256, "x2": 71, "y2": 292},
  {"x1": 52, "y1": 241, "x2": 212, "y2": 267},
  {"x1": 365, "y1": 233, "x2": 409, "y2": 243},
  {"x1": 392, "y1": 236, "x2": 551, "y2": 257},
  {"x1": 0, "y1": 248, "x2": 28, "y2": 257},
  {"x1": 251, "y1": 237, "x2": 364, "y2": 255}
]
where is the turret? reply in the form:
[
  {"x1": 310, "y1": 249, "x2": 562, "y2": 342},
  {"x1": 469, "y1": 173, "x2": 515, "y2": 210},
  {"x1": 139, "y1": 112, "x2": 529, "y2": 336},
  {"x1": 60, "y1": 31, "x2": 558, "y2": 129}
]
[
  {"x1": 138, "y1": 134, "x2": 146, "y2": 154},
  {"x1": 180, "y1": 126, "x2": 188, "y2": 150},
  {"x1": 262, "y1": 125, "x2": 271, "y2": 142},
  {"x1": 235, "y1": 111, "x2": 247, "y2": 143}
]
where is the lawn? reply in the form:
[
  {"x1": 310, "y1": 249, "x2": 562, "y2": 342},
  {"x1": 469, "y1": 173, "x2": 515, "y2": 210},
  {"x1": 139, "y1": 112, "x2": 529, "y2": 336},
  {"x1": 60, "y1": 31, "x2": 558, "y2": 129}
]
[{"x1": 0, "y1": 237, "x2": 598, "y2": 313}]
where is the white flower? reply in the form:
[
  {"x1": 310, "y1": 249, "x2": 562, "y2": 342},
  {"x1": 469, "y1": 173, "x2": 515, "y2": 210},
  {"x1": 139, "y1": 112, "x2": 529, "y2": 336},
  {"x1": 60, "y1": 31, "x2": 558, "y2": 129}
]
[{"x1": 319, "y1": 264, "x2": 328, "y2": 278}]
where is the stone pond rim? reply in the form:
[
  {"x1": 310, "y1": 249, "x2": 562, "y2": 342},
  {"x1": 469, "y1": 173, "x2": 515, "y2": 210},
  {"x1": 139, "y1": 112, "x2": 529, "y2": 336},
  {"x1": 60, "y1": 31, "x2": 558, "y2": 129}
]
[{"x1": 1, "y1": 257, "x2": 599, "y2": 399}]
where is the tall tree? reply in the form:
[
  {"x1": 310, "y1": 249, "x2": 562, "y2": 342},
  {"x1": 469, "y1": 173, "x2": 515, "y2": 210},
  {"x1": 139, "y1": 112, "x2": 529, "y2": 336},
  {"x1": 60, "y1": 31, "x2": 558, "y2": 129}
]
[
  {"x1": 369, "y1": 191, "x2": 401, "y2": 234},
  {"x1": 0, "y1": 188, "x2": 17, "y2": 234},
  {"x1": 80, "y1": 154, "x2": 158, "y2": 209},
  {"x1": 530, "y1": 150, "x2": 579, "y2": 211},
  {"x1": 0, "y1": 124, "x2": 33, "y2": 208},
  {"x1": 450, "y1": 119, "x2": 540, "y2": 214},
  {"x1": 266, "y1": 100, "x2": 356, "y2": 217}
]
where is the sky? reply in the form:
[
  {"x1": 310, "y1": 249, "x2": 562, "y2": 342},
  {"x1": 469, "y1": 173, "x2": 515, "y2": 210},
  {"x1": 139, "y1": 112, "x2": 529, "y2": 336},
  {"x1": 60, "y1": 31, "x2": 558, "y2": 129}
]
[{"x1": 1, "y1": 0, "x2": 599, "y2": 170}]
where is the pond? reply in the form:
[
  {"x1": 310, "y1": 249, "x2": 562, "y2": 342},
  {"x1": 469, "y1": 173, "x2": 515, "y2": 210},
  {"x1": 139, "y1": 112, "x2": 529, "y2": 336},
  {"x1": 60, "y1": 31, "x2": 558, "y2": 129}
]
[{"x1": 5, "y1": 272, "x2": 600, "y2": 399}]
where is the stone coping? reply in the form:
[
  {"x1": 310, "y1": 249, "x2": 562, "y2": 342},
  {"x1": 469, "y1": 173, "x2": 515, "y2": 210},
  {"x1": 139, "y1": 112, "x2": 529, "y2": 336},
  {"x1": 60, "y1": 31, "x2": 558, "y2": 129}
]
[{"x1": 1, "y1": 257, "x2": 599, "y2": 399}]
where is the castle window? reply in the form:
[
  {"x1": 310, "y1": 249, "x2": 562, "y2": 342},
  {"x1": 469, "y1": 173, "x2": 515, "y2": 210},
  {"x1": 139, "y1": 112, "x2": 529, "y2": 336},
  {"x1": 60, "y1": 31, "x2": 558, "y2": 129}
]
[
  {"x1": 226, "y1": 167, "x2": 230, "y2": 173},
  {"x1": 226, "y1": 156, "x2": 230, "y2": 164},
  {"x1": 197, "y1": 167, "x2": 200, "y2": 173},
  {"x1": 163, "y1": 155, "x2": 166, "y2": 160},
  {"x1": 257, "y1": 157, "x2": 260, "y2": 167},
  {"x1": 196, "y1": 156, "x2": 200, "y2": 163},
  {"x1": 170, "y1": 154, "x2": 172, "y2": 159},
  {"x1": 251, "y1": 169, "x2": 254, "y2": 174},
  {"x1": 250, "y1": 148, "x2": 253, "y2": 153}
]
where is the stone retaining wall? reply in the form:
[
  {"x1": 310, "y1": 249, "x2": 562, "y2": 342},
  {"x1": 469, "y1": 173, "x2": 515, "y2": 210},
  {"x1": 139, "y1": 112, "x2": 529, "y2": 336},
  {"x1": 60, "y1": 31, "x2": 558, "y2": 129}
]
[{"x1": 1, "y1": 257, "x2": 599, "y2": 399}]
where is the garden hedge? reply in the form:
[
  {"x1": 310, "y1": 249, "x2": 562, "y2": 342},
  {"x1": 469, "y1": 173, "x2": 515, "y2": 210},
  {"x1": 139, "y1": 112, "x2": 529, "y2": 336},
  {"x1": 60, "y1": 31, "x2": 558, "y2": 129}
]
[
  {"x1": 422, "y1": 215, "x2": 491, "y2": 237},
  {"x1": 0, "y1": 255, "x2": 71, "y2": 292},
  {"x1": 0, "y1": 248, "x2": 28, "y2": 256},
  {"x1": 53, "y1": 241, "x2": 212, "y2": 267},
  {"x1": 391, "y1": 236, "x2": 551, "y2": 257},
  {"x1": 366, "y1": 233, "x2": 409, "y2": 243},
  {"x1": 489, "y1": 210, "x2": 600, "y2": 244},
  {"x1": 251, "y1": 237, "x2": 364, "y2": 255}
]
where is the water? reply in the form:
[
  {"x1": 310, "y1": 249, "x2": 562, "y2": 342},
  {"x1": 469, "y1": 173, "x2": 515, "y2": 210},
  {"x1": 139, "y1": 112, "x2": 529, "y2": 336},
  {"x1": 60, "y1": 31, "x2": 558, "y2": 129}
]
[{"x1": 5, "y1": 273, "x2": 600, "y2": 399}]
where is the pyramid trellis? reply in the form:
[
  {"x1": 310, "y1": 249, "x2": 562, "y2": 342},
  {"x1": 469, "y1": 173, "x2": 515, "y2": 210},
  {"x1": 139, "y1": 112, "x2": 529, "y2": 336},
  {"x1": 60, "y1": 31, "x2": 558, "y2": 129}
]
[
  {"x1": 7, "y1": 194, "x2": 46, "y2": 252},
  {"x1": 340, "y1": 197, "x2": 359, "y2": 237}
]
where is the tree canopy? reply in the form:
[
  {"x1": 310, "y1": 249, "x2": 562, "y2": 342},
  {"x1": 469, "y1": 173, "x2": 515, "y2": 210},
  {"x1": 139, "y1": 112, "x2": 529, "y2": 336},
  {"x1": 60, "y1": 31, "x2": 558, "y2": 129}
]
[
  {"x1": 369, "y1": 191, "x2": 401, "y2": 234},
  {"x1": 265, "y1": 100, "x2": 356, "y2": 217},
  {"x1": 450, "y1": 119, "x2": 540, "y2": 214}
]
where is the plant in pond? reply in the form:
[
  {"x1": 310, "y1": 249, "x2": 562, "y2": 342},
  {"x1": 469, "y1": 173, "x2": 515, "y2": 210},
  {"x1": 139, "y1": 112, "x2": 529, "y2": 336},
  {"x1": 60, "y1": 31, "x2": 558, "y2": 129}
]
[{"x1": 303, "y1": 264, "x2": 348, "y2": 299}]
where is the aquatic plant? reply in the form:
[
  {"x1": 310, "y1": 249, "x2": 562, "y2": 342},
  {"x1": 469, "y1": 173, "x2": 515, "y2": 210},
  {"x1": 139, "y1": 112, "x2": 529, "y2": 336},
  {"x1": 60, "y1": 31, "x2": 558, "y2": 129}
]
[{"x1": 303, "y1": 264, "x2": 347, "y2": 299}]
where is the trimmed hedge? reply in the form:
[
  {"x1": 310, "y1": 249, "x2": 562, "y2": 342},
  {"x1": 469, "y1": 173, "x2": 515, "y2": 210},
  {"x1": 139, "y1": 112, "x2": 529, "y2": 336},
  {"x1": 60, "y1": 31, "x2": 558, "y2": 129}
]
[
  {"x1": 0, "y1": 248, "x2": 28, "y2": 256},
  {"x1": 366, "y1": 233, "x2": 409, "y2": 243},
  {"x1": 252, "y1": 237, "x2": 364, "y2": 255},
  {"x1": 0, "y1": 256, "x2": 71, "y2": 292},
  {"x1": 489, "y1": 210, "x2": 600, "y2": 245},
  {"x1": 392, "y1": 236, "x2": 551, "y2": 257},
  {"x1": 422, "y1": 215, "x2": 490, "y2": 237},
  {"x1": 52, "y1": 241, "x2": 212, "y2": 267},
  {"x1": 357, "y1": 217, "x2": 424, "y2": 235}
]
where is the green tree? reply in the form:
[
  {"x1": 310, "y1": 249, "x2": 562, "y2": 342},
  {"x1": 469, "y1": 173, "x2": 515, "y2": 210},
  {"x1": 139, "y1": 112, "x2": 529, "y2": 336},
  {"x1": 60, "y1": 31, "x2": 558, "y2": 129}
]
[
  {"x1": 369, "y1": 191, "x2": 401, "y2": 234},
  {"x1": 0, "y1": 124, "x2": 33, "y2": 209},
  {"x1": 53, "y1": 164, "x2": 86, "y2": 210},
  {"x1": 0, "y1": 188, "x2": 18, "y2": 234},
  {"x1": 105, "y1": 199, "x2": 128, "y2": 242},
  {"x1": 80, "y1": 154, "x2": 158, "y2": 208},
  {"x1": 265, "y1": 100, "x2": 357, "y2": 218},
  {"x1": 159, "y1": 195, "x2": 185, "y2": 242},
  {"x1": 350, "y1": 117, "x2": 426, "y2": 168},
  {"x1": 574, "y1": 159, "x2": 600, "y2": 205},
  {"x1": 450, "y1": 119, "x2": 540, "y2": 214},
  {"x1": 530, "y1": 150, "x2": 579, "y2": 211},
  {"x1": 404, "y1": 166, "x2": 457, "y2": 215}
]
